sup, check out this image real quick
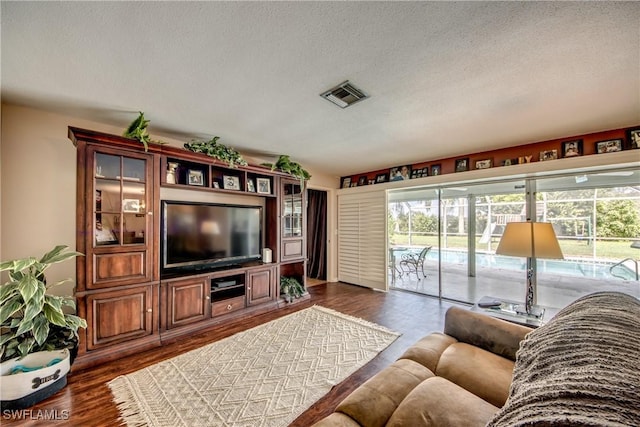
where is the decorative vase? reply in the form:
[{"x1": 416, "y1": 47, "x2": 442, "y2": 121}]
[{"x1": 0, "y1": 349, "x2": 71, "y2": 410}]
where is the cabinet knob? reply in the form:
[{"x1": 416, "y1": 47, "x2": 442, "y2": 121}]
[
  {"x1": 147, "y1": 308, "x2": 152, "y2": 313},
  {"x1": 147, "y1": 212, "x2": 153, "y2": 216},
  {"x1": 226, "y1": 304, "x2": 233, "y2": 311},
  {"x1": 206, "y1": 296, "x2": 210, "y2": 300}
]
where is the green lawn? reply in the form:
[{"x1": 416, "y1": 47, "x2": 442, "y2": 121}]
[{"x1": 390, "y1": 234, "x2": 639, "y2": 261}]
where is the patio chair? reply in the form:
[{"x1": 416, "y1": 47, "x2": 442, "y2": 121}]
[{"x1": 399, "y1": 246, "x2": 432, "y2": 279}]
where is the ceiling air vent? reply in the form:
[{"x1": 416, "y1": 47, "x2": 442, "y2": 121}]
[{"x1": 320, "y1": 81, "x2": 369, "y2": 109}]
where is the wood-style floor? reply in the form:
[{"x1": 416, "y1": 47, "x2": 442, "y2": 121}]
[{"x1": 3, "y1": 282, "x2": 462, "y2": 426}]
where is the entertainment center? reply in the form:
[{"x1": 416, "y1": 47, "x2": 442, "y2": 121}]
[{"x1": 69, "y1": 127, "x2": 308, "y2": 370}]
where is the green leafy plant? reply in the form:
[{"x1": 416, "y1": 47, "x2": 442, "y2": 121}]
[
  {"x1": 0, "y1": 245, "x2": 86, "y2": 362},
  {"x1": 279, "y1": 276, "x2": 305, "y2": 303},
  {"x1": 184, "y1": 137, "x2": 248, "y2": 168},
  {"x1": 263, "y1": 155, "x2": 311, "y2": 187},
  {"x1": 123, "y1": 111, "x2": 152, "y2": 151}
]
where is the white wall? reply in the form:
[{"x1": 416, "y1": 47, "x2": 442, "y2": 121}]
[{"x1": 0, "y1": 103, "x2": 340, "y2": 294}]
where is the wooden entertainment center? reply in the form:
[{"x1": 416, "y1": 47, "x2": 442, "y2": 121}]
[{"x1": 69, "y1": 127, "x2": 308, "y2": 371}]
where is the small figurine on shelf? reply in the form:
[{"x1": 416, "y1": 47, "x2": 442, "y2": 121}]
[{"x1": 167, "y1": 162, "x2": 179, "y2": 184}]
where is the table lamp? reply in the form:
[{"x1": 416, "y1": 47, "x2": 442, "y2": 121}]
[{"x1": 495, "y1": 222, "x2": 564, "y2": 318}]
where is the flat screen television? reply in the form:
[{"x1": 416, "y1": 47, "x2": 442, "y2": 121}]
[{"x1": 161, "y1": 200, "x2": 262, "y2": 274}]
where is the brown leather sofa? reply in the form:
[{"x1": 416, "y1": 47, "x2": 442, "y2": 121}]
[{"x1": 312, "y1": 306, "x2": 533, "y2": 427}]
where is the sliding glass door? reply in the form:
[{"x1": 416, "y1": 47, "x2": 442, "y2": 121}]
[{"x1": 388, "y1": 167, "x2": 639, "y2": 310}]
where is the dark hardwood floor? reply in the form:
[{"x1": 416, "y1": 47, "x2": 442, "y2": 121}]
[{"x1": 3, "y1": 283, "x2": 463, "y2": 426}]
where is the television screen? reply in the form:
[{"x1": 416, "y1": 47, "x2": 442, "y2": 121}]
[{"x1": 162, "y1": 201, "x2": 262, "y2": 273}]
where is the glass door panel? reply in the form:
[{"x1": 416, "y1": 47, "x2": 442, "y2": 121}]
[
  {"x1": 388, "y1": 187, "x2": 439, "y2": 295},
  {"x1": 535, "y1": 169, "x2": 640, "y2": 308},
  {"x1": 93, "y1": 152, "x2": 150, "y2": 247},
  {"x1": 283, "y1": 182, "x2": 302, "y2": 237}
]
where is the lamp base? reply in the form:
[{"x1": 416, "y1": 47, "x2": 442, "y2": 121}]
[{"x1": 514, "y1": 304, "x2": 545, "y2": 319}]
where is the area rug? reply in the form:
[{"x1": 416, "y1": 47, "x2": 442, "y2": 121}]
[{"x1": 108, "y1": 305, "x2": 400, "y2": 427}]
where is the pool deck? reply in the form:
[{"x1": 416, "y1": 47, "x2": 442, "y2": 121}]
[{"x1": 390, "y1": 259, "x2": 640, "y2": 313}]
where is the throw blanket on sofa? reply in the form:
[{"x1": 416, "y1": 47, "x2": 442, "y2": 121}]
[{"x1": 487, "y1": 291, "x2": 640, "y2": 427}]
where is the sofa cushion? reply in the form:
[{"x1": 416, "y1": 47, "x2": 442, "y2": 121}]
[
  {"x1": 444, "y1": 306, "x2": 532, "y2": 361},
  {"x1": 397, "y1": 332, "x2": 457, "y2": 372},
  {"x1": 436, "y1": 342, "x2": 514, "y2": 407},
  {"x1": 335, "y1": 358, "x2": 435, "y2": 427},
  {"x1": 386, "y1": 376, "x2": 499, "y2": 427},
  {"x1": 311, "y1": 412, "x2": 361, "y2": 427}
]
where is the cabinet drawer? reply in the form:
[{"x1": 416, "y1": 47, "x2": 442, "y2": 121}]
[{"x1": 211, "y1": 296, "x2": 245, "y2": 317}]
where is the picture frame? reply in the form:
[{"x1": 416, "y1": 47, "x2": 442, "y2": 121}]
[
  {"x1": 95, "y1": 221, "x2": 118, "y2": 244},
  {"x1": 454, "y1": 158, "x2": 469, "y2": 173},
  {"x1": 223, "y1": 175, "x2": 241, "y2": 191},
  {"x1": 561, "y1": 139, "x2": 583, "y2": 158},
  {"x1": 247, "y1": 179, "x2": 256, "y2": 192},
  {"x1": 213, "y1": 181, "x2": 220, "y2": 189},
  {"x1": 502, "y1": 158, "x2": 518, "y2": 166},
  {"x1": 431, "y1": 164, "x2": 441, "y2": 176},
  {"x1": 122, "y1": 199, "x2": 141, "y2": 213},
  {"x1": 539, "y1": 149, "x2": 558, "y2": 161},
  {"x1": 188, "y1": 169, "x2": 204, "y2": 186},
  {"x1": 475, "y1": 159, "x2": 493, "y2": 170},
  {"x1": 627, "y1": 128, "x2": 640, "y2": 149},
  {"x1": 357, "y1": 176, "x2": 367, "y2": 186},
  {"x1": 595, "y1": 139, "x2": 623, "y2": 154},
  {"x1": 256, "y1": 177, "x2": 271, "y2": 194},
  {"x1": 341, "y1": 177, "x2": 352, "y2": 188},
  {"x1": 375, "y1": 173, "x2": 388, "y2": 184},
  {"x1": 389, "y1": 165, "x2": 412, "y2": 181}
]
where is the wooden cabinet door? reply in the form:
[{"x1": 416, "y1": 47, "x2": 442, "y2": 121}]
[
  {"x1": 86, "y1": 145, "x2": 156, "y2": 289},
  {"x1": 281, "y1": 179, "x2": 306, "y2": 262},
  {"x1": 247, "y1": 267, "x2": 276, "y2": 306},
  {"x1": 165, "y1": 277, "x2": 210, "y2": 329},
  {"x1": 85, "y1": 285, "x2": 155, "y2": 350}
]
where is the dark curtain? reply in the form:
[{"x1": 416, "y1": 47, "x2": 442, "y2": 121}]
[{"x1": 306, "y1": 189, "x2": 327, "y2": 279}]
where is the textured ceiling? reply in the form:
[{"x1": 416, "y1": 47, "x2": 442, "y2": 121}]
[{"x1": 2, "y1": 1, "x2": 639, "y2": 177}]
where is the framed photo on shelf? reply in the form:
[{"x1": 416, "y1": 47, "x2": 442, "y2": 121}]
[
  {"x1": 223, "y1": 175, "x2": 241, "y2": 191},
  {"x1": 454, "y1": 158, "x2": 469, "y2": 173},
  {"x1": 375, "y1": 173, "x2": 388, "y2": 184},
  {"x1": 475, "y1": 159, "x2": 493, "y2": 170},
  {"x1": 213, "y1": 181, "x2": 220, "y2": 189},
  {"x1": 561, "y1": 139, "x2": 583, "y2": 158},
  {"x1": 627, "y1": 128, "x2": 640, "y2": 149},
  {"x1": 358, "y1": 176, "x2": 367, "y2": 186},
  {"x1": 595, "y1": 139, "x2": 623, "y2": 154},
  {"x1": 341, "y1": 177, "x2": 352, "y2": 188},
  {"x1": 247, "y1": 179, "x2": 256, "y2": 192},
  {"x1": 431, "y1": 164, "x2": 441, "y2": 176},
  {"x1": 122, "y1": 199, "x2": 141, "y2": 213},
  {"x1": 539, "y1": 149, "x2": 558, "y2": 161},
  {"x1": 389, "y1": 165, "x2": 412, "y2": 181},
  {"x1": 502, "y1": 158, "x2": 518, "y2": 166},
  {"x1": 256, "y1": 177, "x2": 271, "y2": 194},
  {"x1": 188, "y1": 169, "x2": 204, "y2": 186}
]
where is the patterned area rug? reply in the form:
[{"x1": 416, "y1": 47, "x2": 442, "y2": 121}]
[{"x1": 108, "y1": 305, "x2": 400, "y2": 426}]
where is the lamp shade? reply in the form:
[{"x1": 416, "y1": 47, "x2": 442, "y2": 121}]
[{"x1": 496, "y1": 222, "x2": 564, "y2": 259}]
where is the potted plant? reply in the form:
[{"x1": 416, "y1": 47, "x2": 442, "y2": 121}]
[
  {"x1": 263, "y1": 155, "x2": 311, "y2": 187},
  {"x1": 0, "y1": 245, "x2": 86, "y2": 409},
  {"x1": 280, "y1": 276, "x2": 305, "y2": 303},
  {"x1": 184, "y1": 136, "x2": 248, "y2": 168}
]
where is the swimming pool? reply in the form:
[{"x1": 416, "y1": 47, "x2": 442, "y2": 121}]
[{"x1": 392, "y1": 247, "x2": 638, "y2": 281}]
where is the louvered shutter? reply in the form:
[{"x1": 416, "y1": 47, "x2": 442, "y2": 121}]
[{"x1": 337, "y1": 191, "x2": 387, "y2": 291}]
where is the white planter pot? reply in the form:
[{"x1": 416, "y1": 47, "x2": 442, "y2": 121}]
[{"x1": 0, "y1": 349, "x2": 70, "y2": 409}]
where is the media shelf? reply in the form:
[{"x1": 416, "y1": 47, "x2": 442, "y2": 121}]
[
  {"x1": 69, "y1": 126, "x2": 305, "y2": 371},
  {"x1": 160, "y1": 156, "x2": 278, "y2": 197}
]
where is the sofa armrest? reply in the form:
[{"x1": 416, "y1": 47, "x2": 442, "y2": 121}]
[{"x1": 444, "y1": 307, "x2": 532, "y2": 361}]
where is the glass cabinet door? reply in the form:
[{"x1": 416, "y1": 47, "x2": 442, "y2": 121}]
[
  {"x1": 94, "y1": 152, "x2": 148, "y2": 247},
  {"x1": 282, "y1": 182, "x2": 303, "y2": 238}
]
